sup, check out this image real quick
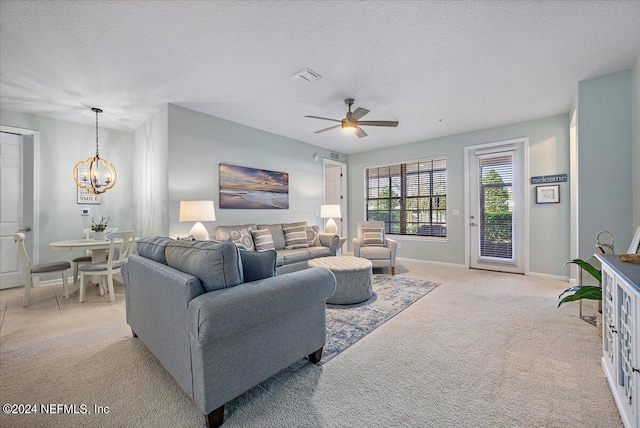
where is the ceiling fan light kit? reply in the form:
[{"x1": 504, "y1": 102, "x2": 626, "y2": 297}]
[{"x1": 305, "y1": 98, "x2": 398, "y2": 138}]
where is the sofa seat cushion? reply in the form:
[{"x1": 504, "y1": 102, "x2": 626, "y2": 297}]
[
  {"x1": 165, "y1": 241, "x2": 243, "y2": 292},
  {"x1": 136, "y1": 236, "x2": 174, "y2": 264},
  {"x1": 360, "y1": 246, "x2": 391, "y2": 260},
  {"x1": 257, "y1": 224, "x2": 286, "y2": 250},
  {"x1": 278, "y1": 248, "x2": 310, "y2": 265},
  {"x1": 308, "y1": 246, "x2": 330, "y2": 259}
]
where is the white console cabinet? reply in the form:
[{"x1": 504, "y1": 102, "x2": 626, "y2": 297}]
[{"x1": 596, "y1": 254, "x2": 640, "y2": 428}]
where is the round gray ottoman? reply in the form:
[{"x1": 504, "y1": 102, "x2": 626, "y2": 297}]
[{"x1": 308, "y1": 256, "x2": 373, "y2": 304}]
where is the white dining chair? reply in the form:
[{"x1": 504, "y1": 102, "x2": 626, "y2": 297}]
[
  {"x1": 78, "y1": 230, "x2": 135, "y2": 303},
  {"x1": 72, "y1": 226, "x2": 118, "y2": 283},
  {"x1": 14, "y1": 232, "x2": 71, "y2": 307}
]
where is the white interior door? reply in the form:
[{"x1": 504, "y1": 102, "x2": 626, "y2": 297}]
[
  {"x1": 467, "y1": 140, "x2": 526, "y2": 274},
  {"x1": 0, "y1": 132, "x2": 24, "y2": 288},
  {"x1": 323, "y1": 159, "x2": 348, "y2": 240}
]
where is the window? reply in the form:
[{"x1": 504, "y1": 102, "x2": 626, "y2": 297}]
[{"x1": 365, "y1": 157, "x2": 447, "y2": 237}]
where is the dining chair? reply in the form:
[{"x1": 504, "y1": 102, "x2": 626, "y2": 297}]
[
  {"x1": 14, "y1": 232, "x2": 71, "y2": 307},
  {"x1": 78, "y1": 230, "x2": 135, "y2": 303},
  {"x1": 72, "y1": 226, "x2": 118, "y2": 283}
]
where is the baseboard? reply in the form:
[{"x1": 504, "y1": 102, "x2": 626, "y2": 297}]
[
  {"x1": 396, "y1": 257, "x2": 466, "y2": 269},
  {"x1": 528, "y1": 271, "x2": 570, "y2": 282}
]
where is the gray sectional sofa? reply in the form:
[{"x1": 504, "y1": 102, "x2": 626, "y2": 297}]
[
  {"x1": 214, "y1": 222, "x2": 340, "y2": 274},
  {"x1": 122, "y1": 237, "x2": 336, "y2": 427}
]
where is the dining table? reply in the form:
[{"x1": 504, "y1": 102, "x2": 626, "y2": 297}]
[{"x1": 49, "y1": 237, "x2": 131, "y2": 296}]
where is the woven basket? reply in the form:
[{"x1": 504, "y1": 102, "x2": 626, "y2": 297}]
[{"x1": 619, "y1": 254, "x2": 640, "y2": 263}]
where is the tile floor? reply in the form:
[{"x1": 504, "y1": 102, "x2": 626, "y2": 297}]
[{"x1": 0, "y1": 278, "x2": 125, "y2": 337}]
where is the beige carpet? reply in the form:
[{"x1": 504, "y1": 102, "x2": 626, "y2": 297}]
[{"x1": 0, "y1": 260, "x2": 622, "y2": 427}]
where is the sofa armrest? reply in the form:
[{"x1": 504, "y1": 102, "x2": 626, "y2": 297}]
[
  {"x1": 353, "y1": 237, "x2": 362, "y2": 257},
  {"x1": 238, "y1": 249, "x2": 277, "y2": 282},
  {"x1": 319, "y1": 233, "x2": 339, "y2": 256},
  {"x1": 188, "y1": 267, "x2": 336, "y2": 343},
  {"x1": 385, "y1": 238, "x2": 398, "y2": 266}
]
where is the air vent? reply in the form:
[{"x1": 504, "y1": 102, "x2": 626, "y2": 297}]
[
  {"x1": 290, "y1": 68, "x2": 322, "y2": 84},
  {"x1": 330, "y1": 152, "x2": 340, "y2": 160}
]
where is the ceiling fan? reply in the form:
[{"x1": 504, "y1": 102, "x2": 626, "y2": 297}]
[{"x1": 305, "y1": 98, "x2": 399, "y2": 138}]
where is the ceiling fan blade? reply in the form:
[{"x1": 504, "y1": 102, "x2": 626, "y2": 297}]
[
  {"x1": 357, "y1": 120, "x2": 399, "y2": 127},
  {"x1": 351, "y1": 107, "x2": 370, "y2": 120},
  {"x1": 305, "y1": 115, "x2": 341, "y2": 122},
  {"x1": 314, "y1": 125, "x2": 341, "y2": 134},
  {"x1": 354, "y1": 127, "x2": 368, "y2": 138}
]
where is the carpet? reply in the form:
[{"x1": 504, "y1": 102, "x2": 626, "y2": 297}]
[{"x1": 322, "y1": 274, "x2": 440, "y2": 364}]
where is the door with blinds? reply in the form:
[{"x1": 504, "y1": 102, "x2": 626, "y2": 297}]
[{"x1": 468, "y1": 140, "x2": 525, "y2": 274}]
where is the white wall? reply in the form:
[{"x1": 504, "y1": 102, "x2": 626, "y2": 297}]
[
  {"x1": 577, "y1": 70, "x2": 633, "y2": 257},
  {"x1": 166, "y1": 104, "x2": 347, "y2": 238},
  {"x1": 348, "y1": 114, "x2": 570, "y2": 276},
  {"x1": 132, "y1": 105, "x2": 169, "y2": 237},
  {"x1": 0, "y1": 109, "x2": 135, "y2": 264}
]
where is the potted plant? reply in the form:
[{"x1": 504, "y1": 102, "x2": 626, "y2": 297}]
[
  {"x1": 558, "y1": 258, "x2": 603, "y2": 331},
  {"x1": 91, "y1": 216, "x2": 109, "y2": 240}
]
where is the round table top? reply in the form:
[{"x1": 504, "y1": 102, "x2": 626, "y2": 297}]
[
  {"x1": 308, "y1": 256, "x2": 372, "y2": 272},
  {"x1": 49, "y1": 238, "x2": 115, "y2": 249}
]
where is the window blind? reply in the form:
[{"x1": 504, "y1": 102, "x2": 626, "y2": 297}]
[{"x1": 365, "y1": 157, "x2": 447, "y2": 237}]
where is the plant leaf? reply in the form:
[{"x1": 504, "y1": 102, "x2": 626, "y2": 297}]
[
  {"x1": 562, "y1": 259, "x2": 602, "y2": 282},
  {"x1": 557, "y1": 286, "x2": 602, "y2": 307}
]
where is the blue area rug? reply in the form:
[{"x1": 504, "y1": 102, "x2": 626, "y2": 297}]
[{"x1": 321, "y1": 274, "x2": 440, "y2": 364}]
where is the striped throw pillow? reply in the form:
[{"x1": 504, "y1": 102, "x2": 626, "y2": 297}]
[
  {"x1": 361, "y1": 227, "x2": 384, "y2": 247},
  {"x1": 251, "y1": 229, "x2": 275, "y2": 251},
  {"x1": 283, "y1": 223, "x2": 310, "y2": 249}
]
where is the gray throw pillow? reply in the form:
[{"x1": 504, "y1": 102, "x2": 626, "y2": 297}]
[
  {"x1": 306, "y1": 225, "x2": 321, "y2": 246},
  {"x1": 283, "y1": 222, "x2": 309, "y2": 249},
  {"x1": 251, "y1": 229, "x2": 275, "y2": 251},
  {"x1": 361, "y1": 227, "x2": 385, "y2": 247}
]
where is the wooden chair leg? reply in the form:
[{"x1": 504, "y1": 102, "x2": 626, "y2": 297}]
[
  {"x1": 62, "y1": 271, "x2": 69, "y2": 299},
  {"x1": 206, "y1": 405, "x2": 224, "y2": 428},
  {"x1": 107, "y1": 274, "x2": 115, "y2": 302},
  {"x1": 79, "y1": 273, "x2": 86, "y2": 303},
  {"x1": 391, "y1": 266, "x2": 395, "y2": 276},
  {"x1": 308, "y1": 347, "x2": 323, "y2": 364}
]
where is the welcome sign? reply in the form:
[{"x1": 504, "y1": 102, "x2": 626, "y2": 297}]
[{"x1": 530, "y1": 174, "x2": 567, "y2": 184}]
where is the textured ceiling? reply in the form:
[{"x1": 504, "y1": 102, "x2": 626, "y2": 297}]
[{"x1": 1, "y1": 1, "x2": 639, "y2": 154}]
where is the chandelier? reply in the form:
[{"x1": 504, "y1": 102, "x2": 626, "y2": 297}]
[{"x1": 72, "y1": 107, "x2": 116, "y2": 194}]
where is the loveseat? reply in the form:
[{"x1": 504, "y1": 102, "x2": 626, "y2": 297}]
[
  {"x1": 214, "y1": 222, "x2": 340, "y2": 274},
  {"x1": 122, "y1": 237, "x2": 336, "y2": 427}
]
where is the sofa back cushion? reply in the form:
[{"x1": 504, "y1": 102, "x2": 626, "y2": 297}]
[
  {"x1": 257, "y1": 224, "x2": 286, "y2": 250},
  {"x1": 136, "y1": 236, "x2": 174, "y2": 264},
  {"x1": 283, "y1": 222, "x2": 310, "y2": 249},
  {"x1": 165, "y1": 240, "x2": 243, "y2": 292}
]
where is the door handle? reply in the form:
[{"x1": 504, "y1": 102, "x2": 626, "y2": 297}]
[
  {"x1": 17, "y1": 227, "x2": 32, "y2": 232},
  {"x1": 470, "y1": 223, "x2": 477, "y2": 227}
]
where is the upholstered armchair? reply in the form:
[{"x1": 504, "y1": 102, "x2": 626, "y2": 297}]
[{"x1": 353, "y1": 221, "x2": 398, "y2": 275}]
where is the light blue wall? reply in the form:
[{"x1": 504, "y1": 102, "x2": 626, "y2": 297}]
[
  {"x1": 577, "y1": 70, "x2": 633, "y2": 257},
  {"x1": 633, "y1": 56, "x2": 640, "y2": 229},
  {"x1": 0, "y1": 109, "x2": 135, "y2": 264},
  {"x1": 166, "y1": 104, "x2": 347, "y2": 238},
  {"x1": 348, "y1": 114, "x2": 570, "y2": 276}
]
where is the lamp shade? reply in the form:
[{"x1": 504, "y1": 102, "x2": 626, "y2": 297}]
[
  {"x1": 179, "y1": 201, "x2": 216, "y2": 222},
  {"x1": 320, "y1": 204, "x2": 341, "y2": 219}
]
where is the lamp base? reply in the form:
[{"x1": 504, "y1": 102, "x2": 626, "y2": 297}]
[
  {"x1": 324, "y1": 218, "x2": 338, "y2": 235},
  {"x1": 189, "y1": 222, "x2": 210, "y2": 241}
]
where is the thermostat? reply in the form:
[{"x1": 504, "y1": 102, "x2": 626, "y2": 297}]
[{"x1": 81, "y1": 208, "x2": 90, "y2": 216}]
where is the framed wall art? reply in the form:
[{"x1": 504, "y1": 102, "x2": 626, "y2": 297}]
[
  {"x1": 76, "y1": 168, "x2": 101, "y2": 204},
  {"x1": 219, "y1": 163, "x2": 289, "y2": 209},
  {"x1": 535, "y1": 184, "x2": 559, "y2": 204}
]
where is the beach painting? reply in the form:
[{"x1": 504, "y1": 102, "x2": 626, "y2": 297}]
[{"x1": 219, "y1": 163, "x2": 289, "y2": 209}]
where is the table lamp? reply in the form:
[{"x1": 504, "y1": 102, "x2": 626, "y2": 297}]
[
  {"x1": 320, "y1": 204, "x2": 341, "y2": 235},
  {"x1": 179, "y1": 200, "x2": 216, "y2": 240}
]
